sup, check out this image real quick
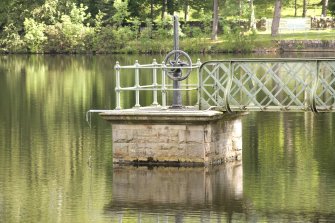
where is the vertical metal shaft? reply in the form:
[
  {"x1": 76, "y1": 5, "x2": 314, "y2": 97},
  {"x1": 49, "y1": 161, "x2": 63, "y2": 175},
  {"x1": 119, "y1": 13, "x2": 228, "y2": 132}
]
[
  {"x1": 172, "y1": 15, "x2": 182, "y2": 108},
  {"x1": 173, "y1": 15, "x2": 179, "y2": 52}
]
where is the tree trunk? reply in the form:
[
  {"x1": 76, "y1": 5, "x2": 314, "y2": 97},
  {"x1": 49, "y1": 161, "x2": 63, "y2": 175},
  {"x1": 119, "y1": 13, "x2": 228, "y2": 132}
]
[
  {"x1": 151, "y1": 0, "x2": 154, "y2": 21},
  {"x1": 249, "y1": 0, "x2": 256, "y2": 30},
  {"x1": 302, "y1": 0, "x2": 308, "y2": 17},
  {"x1": 238, "y1": 0, "x2": 242, "y2": 16},
  {"x1": 322, "y1": 0, "x2": 329, "y2": 16},
  {"x1": 271, "y1": 0, "x2": 282, "y2": 37},
  {"x1": 211, "y1": 0, "x2": 219, "y2": 40},
  {"x1": 294, "y1": 0, "x2": 297, "y2": 17},
  {"x1": 167, "y1": 0, "x2": 174, "y2": 15},
  {"x1": 161, "y1": 0, "x2": 167, "y2": 19},
  {"x1": 184, "y1": 1, "x2": 189, "y2": 22}
]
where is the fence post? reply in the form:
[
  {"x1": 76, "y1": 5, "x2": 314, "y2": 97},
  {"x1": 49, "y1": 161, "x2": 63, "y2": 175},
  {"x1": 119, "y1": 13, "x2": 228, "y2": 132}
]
[
  {"x1": 310, "y1": 60, "x2": 319, "y2": 113},
  {"x1": 152, "y1": 59, "x2": 159, "y2": 106},
  {"x1": 115, "y1": 61, "x2": 121, "y2": 110},
  {"x1": 196, "y1": 58, "x2": 201, "y2": 109},
  {"x1": 162, "y1": 61, "x2": 167, "y2": 107},
  {"x1": 134, "y1": 60, "x2": 141, "y2": 108}
]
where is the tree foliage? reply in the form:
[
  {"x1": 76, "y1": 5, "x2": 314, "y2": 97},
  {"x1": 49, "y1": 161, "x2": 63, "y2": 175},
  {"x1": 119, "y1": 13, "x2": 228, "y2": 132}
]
[
  {"x1": 24, "y1": 18, "x2": 47, "y2": 52},
  {"x1": 0, "y1": 0, "x2": 327, "y2": 53},
  {"x1": 329, "y1": 0, "x2": 335, "y2": 15}
]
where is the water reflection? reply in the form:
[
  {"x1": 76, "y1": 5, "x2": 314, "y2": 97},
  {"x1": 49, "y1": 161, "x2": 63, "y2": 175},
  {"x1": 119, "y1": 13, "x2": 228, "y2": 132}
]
[
  {"x1": 105, "y1": 163, "x2": 243, "y2": 222},
  {"x1": 243, "y1": 112, "x2": 335, "y2": 222},
  {"x1": 1, "y1": 55, "x2": 335, "y2": 222}
]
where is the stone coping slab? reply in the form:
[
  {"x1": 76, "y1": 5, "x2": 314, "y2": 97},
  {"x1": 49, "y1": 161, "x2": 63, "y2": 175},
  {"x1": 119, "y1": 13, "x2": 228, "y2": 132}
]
[{"x1": 100, "y1": 106, "x2": 226, "y2": 124}]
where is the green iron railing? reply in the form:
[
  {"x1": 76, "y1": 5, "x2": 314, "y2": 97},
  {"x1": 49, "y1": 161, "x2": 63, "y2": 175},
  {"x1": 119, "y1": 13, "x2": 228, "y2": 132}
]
[
  {"x1": 199, "y1": 58, "x2": 335, "y2": 112},
  {"x1": 112, "y1": 58, "x2": 335, "y2": 113},
  {"x1": 114, "y1": 59, "x2": 202, "y2": 110}
]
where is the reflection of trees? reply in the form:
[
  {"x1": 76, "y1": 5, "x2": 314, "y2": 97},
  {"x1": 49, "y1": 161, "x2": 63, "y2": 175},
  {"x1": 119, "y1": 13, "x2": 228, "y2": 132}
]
[
  {"x1": 243, "y1": 112, "x2": 259, "y2": 175},
  {"x1": 1, "y1": 55, "x2": 335, "y2": 222},
  {"x1": 0, "y1": 54, "x2": 204, "y2": 222},
  {"x1": 243, "y1": 112, "x2": 335, "y2": 222},
  {"x1": 0, "y1": 55, "x2": 118, "y2": 222}
]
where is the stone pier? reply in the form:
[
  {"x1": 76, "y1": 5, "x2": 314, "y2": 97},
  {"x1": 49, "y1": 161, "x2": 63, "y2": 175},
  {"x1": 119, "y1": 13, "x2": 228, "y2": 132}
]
[{"x1": 100, "y1": 107, "x2": 243, "y2": 166}]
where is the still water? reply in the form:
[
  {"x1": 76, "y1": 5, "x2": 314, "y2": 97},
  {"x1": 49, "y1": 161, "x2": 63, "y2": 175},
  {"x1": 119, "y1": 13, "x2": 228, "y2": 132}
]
[{"x1": 0, "y1": 54, "x2": 335, "y2": 222}]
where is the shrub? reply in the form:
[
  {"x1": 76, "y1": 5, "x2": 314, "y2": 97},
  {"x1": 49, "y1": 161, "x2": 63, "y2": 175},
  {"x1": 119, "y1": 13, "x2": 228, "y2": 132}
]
[
  {"x1": 154, "y1": 17, "x2": 172, "y2": 39},
  {"x1": 92, "y1": 26, "x2": 116, "y2": 53},
  {"x1": 93, "y1": 26, "x2": 135, "y2": 53},
  {"x1": 0, "y1": 23, "x2": 26, "y2": 53},
  {"x1": 131, "y1": 17, "x2": 141, "y2": 40},
  {"x1": 113, "y1": 26, "x2": 134, "y2": 48},
  {"x1": 140, "y1": 19, "x2": 153, "y2": 40},
  {"x1": 44, "y1": 24, "x2": 63, "y2": 53},
  {"x1": 23, "y1": 18, "x2": 47, "y2": 53},
  {"x1": 224, "y1": 27, "x2": 256, "y2": 52}
]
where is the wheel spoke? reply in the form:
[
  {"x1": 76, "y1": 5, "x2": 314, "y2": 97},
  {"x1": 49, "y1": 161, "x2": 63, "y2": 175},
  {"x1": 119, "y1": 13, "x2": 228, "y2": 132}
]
[{"x1": 163, "y1": 50, "x2": 193, "y2": 81}]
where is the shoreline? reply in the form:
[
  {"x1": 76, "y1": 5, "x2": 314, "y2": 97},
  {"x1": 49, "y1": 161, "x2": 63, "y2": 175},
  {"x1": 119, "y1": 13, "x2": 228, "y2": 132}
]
[{"x1": 1, "y1": 40, "x2": 335, "y2": 55}]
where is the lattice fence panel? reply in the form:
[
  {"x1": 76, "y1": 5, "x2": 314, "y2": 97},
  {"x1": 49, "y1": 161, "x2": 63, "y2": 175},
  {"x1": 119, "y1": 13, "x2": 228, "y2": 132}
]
[
  {"x1": 199, "y1": 59, "x2": 335, "y2": 112},
  {"x1": 315, "y1": 61, "x2": 335, "y2": 111}
]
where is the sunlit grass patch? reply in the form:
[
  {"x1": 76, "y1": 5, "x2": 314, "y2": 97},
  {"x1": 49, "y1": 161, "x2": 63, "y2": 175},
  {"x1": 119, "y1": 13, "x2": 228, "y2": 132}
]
[{"x1": 256, "y1": 29, "x2": 335, "y2": 41}]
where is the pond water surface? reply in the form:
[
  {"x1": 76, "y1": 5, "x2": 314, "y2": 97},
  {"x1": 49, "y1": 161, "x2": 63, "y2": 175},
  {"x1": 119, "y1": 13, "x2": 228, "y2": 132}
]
[{"x1": 0, "y1": 54, "x2": 335, "y2": 222}]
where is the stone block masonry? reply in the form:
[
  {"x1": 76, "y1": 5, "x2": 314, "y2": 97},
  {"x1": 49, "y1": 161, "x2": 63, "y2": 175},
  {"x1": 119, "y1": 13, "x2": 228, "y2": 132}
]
[{"x1": 101, "y1": 107, "x2": 243, "y2": 166}]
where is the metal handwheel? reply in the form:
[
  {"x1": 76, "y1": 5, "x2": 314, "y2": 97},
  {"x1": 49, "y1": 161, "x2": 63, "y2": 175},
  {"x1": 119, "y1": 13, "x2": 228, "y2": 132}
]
[{"x1": 163, "y1": 50, "x2": 192, "y2": 81}]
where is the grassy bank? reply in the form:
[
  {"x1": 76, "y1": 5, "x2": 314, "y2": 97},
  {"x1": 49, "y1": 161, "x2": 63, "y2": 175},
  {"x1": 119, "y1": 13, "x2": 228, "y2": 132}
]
[
  {"x1": 2, "y1": 29, "x2": 335, "y2": 55},
  {"x1": 117, "y1": 29, "x2": 335, "y2": 55}
]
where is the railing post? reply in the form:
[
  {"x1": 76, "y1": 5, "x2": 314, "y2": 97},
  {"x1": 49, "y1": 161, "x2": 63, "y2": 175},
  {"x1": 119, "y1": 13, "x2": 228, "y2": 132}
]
[
  {"x1": 162, "y1": 61, "x2": 167, "y2": 107},
  {"x1": 310, "y1": 60, "x2": 319, "y2": 113},
  {"x1": 214, "y1": 61, "x2": 219, "y2": 103},
  {"x1": 152, "y1": 59, "x2": 159, "y2": 106},
  {"x1": 115, "y1": 61, "x2": 121, "y2": 110},
  {"x1": 196, "y1": 58, "x2": 201, "y2": 109},
  {"x1": 225, "y1": 61, "x2": 233, "y2": 113},
  {"x1": 134, "y1": 60, "x2": 141, "y2": 108}
]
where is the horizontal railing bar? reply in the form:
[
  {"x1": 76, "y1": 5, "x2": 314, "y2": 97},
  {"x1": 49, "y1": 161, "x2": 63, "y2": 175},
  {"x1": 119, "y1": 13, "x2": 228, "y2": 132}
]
[
  {"x1": 214, "y1": 106, "x2": 335, "y2": 111},
  {"x1": 119, "y1": 87, "x2": 198, "y2": 91},
  {"x1": 120, "y1": 84, "x2": 158, "y2": 89},
  {"x1": 199, "y1": 59, "x2": 335, "y2": 73},
  {"x1": 200, "y1": 58, "x2": 335, "y2": 64},
  {"x1": 315, "y1": 106, "x2": 335, "y2": 111},
  {"x1": 119, "y1": 65, "x2": 200, "y2": 69},
  {"x1": 206, "y1": 106, "x2": 310, "y2": 111},
  {"x1": 119, "y1": 84, "x2": 198, "y2": 89},
  {"x1": 138, "y1": 84, "x2": 198, "y2": 87},
  {"x1": 161, "y1": 88, "x2": 198, "y2": 91}
]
